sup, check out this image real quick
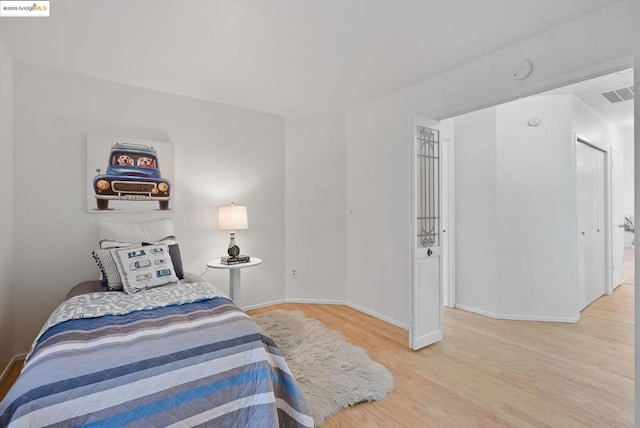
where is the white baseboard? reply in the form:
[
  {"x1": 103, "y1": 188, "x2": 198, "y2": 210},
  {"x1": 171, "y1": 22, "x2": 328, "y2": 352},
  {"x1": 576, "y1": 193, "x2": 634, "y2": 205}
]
[
  {"x1": 285, "y1": 298, "x2": 346, "y2": 305},
  {"x1": 344, "y1": 301, "x2": 409, "y2": 330},
  {"x1": 1, "y1": 353, "x2": 26, "y2": 384},
  {"x1": 241, "y1": 299, "x2": 286, "y2": 311},
  {"x1": 497, "y1": 313, "x2": 579, "y2": 323},
  {"x1": 243, "y1": 298, "x2": 409, "y2": 330},
  {"x1": 455, "y1": 304, "x2": 499, "y2": 318},
  {"x1": 456, "y1": 304, "x2": 579, "y2": 323},
  {"x1": 242, "y1": 298, "x2": 348, "y2": 311}
]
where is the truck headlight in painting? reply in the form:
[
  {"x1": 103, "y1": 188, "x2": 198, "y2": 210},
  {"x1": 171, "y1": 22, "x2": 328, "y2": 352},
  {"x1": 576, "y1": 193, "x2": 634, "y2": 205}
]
[
  {"x1": 96, "y1": 180, "x2": 110, "y2": 191},
  {"x1": 158, "y1": 182, "x2": 169, "y2": 192}
]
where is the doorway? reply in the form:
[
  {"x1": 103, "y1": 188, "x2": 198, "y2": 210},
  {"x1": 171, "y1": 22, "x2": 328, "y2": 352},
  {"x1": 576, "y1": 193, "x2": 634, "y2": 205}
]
[{"x1": 410, "y1": 68, "x2": 634, "y2": 349}]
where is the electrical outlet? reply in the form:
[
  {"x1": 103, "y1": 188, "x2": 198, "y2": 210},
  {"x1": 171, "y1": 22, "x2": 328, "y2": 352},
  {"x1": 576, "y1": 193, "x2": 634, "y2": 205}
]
[{"x1": 291, "y1": 269, "x2": 298, "y2": 279}]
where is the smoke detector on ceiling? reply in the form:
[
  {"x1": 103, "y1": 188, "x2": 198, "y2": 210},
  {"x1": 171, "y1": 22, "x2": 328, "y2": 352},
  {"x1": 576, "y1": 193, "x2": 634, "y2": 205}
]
[
  {"x1": 601, "y1": 86, "x2": 634, "y2": 103},
  {"x1": 512, "y1": 60, "x2": 533, "y2": 80}
]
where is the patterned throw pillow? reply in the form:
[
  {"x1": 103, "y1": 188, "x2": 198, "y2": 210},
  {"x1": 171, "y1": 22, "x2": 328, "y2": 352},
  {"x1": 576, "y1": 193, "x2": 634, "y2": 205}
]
[
  {"x1": 111, "y1": 244, "x2": 179, "y2": 294},
  {"x1": 93, "y1": 244, "x2": 184, "y2": 290},
  {"x1": 92, "y1": 248, "x2": 129, "y2": 291},
  {"x1": 99, "y1": 236, "x2": 184, "y2": 280}
]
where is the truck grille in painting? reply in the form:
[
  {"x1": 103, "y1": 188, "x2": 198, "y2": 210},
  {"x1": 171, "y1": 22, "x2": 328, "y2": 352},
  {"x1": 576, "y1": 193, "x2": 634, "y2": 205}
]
[{"x1": 112, "y1": 182, "x2": 155, "y2": 193}]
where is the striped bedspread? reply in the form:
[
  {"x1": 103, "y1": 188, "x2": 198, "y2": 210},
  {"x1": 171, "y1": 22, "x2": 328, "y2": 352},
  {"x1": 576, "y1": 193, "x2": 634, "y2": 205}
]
[{"x1": 0, "y1": 283, "x2": 313, "y2": 427}]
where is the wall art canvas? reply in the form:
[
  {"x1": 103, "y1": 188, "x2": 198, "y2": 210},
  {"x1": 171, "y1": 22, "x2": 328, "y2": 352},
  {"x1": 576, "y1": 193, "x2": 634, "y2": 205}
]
[{"x1": 86, "y1": 134, "x2": 175, "y2": 213}]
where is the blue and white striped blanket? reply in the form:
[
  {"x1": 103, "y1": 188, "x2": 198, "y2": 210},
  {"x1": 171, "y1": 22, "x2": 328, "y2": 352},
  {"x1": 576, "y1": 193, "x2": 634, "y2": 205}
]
[{"x1": 0, "y1": 283, "x2": 313, "y2": 427}]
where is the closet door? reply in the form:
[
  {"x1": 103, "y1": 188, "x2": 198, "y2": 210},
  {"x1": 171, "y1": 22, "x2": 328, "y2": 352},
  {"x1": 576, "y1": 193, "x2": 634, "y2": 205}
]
[{"x1": 576, "y1": 141, "x2": 606, "y2": 310}]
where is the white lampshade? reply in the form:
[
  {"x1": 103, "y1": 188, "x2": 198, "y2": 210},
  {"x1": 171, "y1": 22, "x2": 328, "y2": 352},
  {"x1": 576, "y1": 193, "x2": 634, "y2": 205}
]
[{"x1": 217, "y1": 204, "x2": 248, "y2": 231}]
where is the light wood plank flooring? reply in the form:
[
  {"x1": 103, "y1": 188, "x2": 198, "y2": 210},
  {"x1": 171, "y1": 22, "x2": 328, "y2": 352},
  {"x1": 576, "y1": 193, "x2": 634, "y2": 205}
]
[
  {"x1": 623, "y1": 246, "x2": 634, "y2": 285},
  {"x1": 250, "y1": 286, "x2": 633, "y2": 427},
  {"x1": 1, "y1": 286, "x2": 633, "y2": 426}
]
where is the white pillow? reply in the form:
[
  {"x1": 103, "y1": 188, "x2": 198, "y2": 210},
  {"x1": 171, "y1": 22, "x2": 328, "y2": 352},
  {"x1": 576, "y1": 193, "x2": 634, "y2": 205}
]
[
  {"x1": 99, "y1": 218, "x2": 174, "y2": 244},
  {"x1": 111, "y1": 244, "x2": 179, "y2": 294},
  {"x1": 100, "y1": 236, "x2": 177, "y2": 250}
]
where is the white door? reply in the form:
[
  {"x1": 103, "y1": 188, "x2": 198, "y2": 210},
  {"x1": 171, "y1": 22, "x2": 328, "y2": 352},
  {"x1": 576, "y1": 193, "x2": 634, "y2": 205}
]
[
  {"x1": 611, "y1": 150, "x2": 624, "y2": 289},
  {"x1": 576, "y1": 140, "x2": 606, "y2": 310},
  {"x1": 410, "y1": 118, "x2": 447, "y2": 350}
]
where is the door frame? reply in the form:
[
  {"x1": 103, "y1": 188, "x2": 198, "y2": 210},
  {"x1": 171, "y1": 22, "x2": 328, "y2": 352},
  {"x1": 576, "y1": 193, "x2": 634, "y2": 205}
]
[
  {"x1": 441, "y1": 135, "x2": 456, "y2": 308},
  {"x1": 610, "y1": 148, "x2": 624, "y2": 290},
  {"x1": 407, "y1": 59, "x2": 632, "y2": 350}
]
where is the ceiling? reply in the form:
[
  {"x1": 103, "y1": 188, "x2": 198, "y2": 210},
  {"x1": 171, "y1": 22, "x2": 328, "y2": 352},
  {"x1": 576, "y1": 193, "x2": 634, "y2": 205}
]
[
  {"x1": 0, "y1": 0, "x2": 622, "y2": 116},
  {"x1": 540, "y1": 68, "x2": 634, "y2": 132}
]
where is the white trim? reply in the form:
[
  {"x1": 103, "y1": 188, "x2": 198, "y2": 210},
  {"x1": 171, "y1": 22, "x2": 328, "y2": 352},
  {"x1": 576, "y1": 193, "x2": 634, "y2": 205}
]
[
  {"x1": 456, "y1": 304, "x2": 580, "y2": 323},
  {"x1": 240, "y1": 299, "x2": 286, "y2": 311},
  {"x1": 497, "y1": 314, "x2": 580, "y2": 323},
  {"x1": 443, "y1": 134, "x2": 456, "y2": 308},
  {"x1": 0, "y1": 353, "x2": 26, "y2": 384},
  {"x1": 605, "y1": 146, "x2": 613, "y2": 296},
  {"x1": 455, "y1": 304, "x2": 499, "y2": 319},
  {"x1": 245, "y1": 298, "x2": 411, "y2": 330},
  {"x1": 571, "y1": 132, "x2": 581, "y2": 322},
  {"x1": 242, "y1": 298, "x2": 347, "y2": 311},
  {"x1": 409, "y1": 115, "x2": 418, "y2": 347},
  {"x1": 344, "y1": 301, "x2": 410, "y2": 330},
  {"x1": 284, "y1": 298, "x2": 346, "y2": 305}
]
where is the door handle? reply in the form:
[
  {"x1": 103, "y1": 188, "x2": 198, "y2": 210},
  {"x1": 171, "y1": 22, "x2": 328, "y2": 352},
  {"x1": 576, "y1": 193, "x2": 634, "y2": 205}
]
[
  {"x1": 618, "y1": 225, "x2": 626, "y2": 228},
  {"x1": 427, "y1": 248, "x2": 433, "y2": 257},
  {"x1": 581, "y1": 232, "x2": 585, "y2": 235}
]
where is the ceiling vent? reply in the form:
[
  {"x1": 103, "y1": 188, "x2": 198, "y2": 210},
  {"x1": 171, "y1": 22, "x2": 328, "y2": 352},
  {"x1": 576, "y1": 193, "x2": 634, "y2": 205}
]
[{"x1": 601, "y1": 86, "x2": 634, "y2": 103}]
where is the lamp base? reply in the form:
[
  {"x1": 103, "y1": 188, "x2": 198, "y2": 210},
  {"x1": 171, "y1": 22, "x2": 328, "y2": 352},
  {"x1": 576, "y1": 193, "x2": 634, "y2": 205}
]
[{"x1": 228, "y1": 232, "x2": 240, "y2": 257}]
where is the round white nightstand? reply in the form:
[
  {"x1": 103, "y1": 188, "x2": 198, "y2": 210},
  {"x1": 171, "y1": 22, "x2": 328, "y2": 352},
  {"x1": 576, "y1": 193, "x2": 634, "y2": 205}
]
[{"x1": 206, "y1": 258, "x2": 262, "y2": 305}]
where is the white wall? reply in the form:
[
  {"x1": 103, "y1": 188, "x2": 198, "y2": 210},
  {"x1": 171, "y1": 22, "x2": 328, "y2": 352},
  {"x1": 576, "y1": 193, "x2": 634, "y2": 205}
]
[
  {"x1": 346, "y1": 2, "x2": 634, "y2": 327},
  {"x1": 284, "y1": 115, "x2": 346, "y2": 302},
  {"x1": 0, "y1": 42, "x2": 14, "y2": 368},
  {"x1": 495, "y1": 96, "x2": 578, "y2": 321},
  {"x1": 454, "y1": 95, "x2": 622, "y2": 322},
  {"x1": 453, "y1": 107, "x2": 498, "y2": 315},
  {"x1": 12, "y1": 62, "x2": 286, "y2": 353}
]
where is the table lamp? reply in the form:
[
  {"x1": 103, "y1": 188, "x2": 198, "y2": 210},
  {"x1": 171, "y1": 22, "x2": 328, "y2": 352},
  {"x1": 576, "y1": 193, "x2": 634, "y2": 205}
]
[{"x1": 217, "y1": 203, "x2": 248, "y2": 257}]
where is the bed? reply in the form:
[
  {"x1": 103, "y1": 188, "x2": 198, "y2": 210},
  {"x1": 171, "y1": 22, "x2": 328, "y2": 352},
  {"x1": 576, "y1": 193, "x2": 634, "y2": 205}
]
[{"x1": 0, "y1": 220, "x2": 313, "y2": 427}]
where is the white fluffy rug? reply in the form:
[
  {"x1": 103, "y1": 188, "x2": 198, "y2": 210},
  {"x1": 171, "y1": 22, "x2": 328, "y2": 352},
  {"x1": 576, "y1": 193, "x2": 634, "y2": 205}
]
[{"x1": 252, "y1": 310, "x2": 394, "y2": 426}]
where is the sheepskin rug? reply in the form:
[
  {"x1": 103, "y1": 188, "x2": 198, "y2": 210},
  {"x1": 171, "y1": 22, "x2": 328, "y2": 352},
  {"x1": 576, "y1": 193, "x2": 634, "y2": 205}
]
[{"x1": 252, "y1": 310, "x2": 394, "y2": 426}]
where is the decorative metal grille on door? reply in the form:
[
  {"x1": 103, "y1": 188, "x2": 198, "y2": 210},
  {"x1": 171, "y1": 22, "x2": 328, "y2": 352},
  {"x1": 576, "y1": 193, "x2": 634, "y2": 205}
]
[{"x1": 417, "y1": 126, "x2": 440, "y2": 249}]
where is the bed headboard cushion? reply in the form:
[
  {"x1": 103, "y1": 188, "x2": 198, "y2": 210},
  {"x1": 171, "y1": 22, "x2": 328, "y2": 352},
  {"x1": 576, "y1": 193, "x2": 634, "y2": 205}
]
[{"x1": 99, "y1": 218, "x2": 174, "y2": 243}]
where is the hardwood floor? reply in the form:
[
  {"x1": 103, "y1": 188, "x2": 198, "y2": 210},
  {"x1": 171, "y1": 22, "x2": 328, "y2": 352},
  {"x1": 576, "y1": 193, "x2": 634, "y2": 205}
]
[
  {"x1": 623, "y1": 246, "x2": 634, "y2": 285},
  {"x1": 250, "y1": 286, "x2": 633, "y2": 427},
  {"x1": 1, "y1": 287, "x2": 633, "y2": 426},
  {"x1": 0, "y1": 359, "x2": 22, "y2": 402}
]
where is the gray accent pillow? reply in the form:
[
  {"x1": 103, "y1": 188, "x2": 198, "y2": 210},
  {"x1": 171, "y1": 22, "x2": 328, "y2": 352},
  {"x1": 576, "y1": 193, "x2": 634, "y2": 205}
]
[{"x1": 165, "y1": 244, "x2": 184, "y2": 280}]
